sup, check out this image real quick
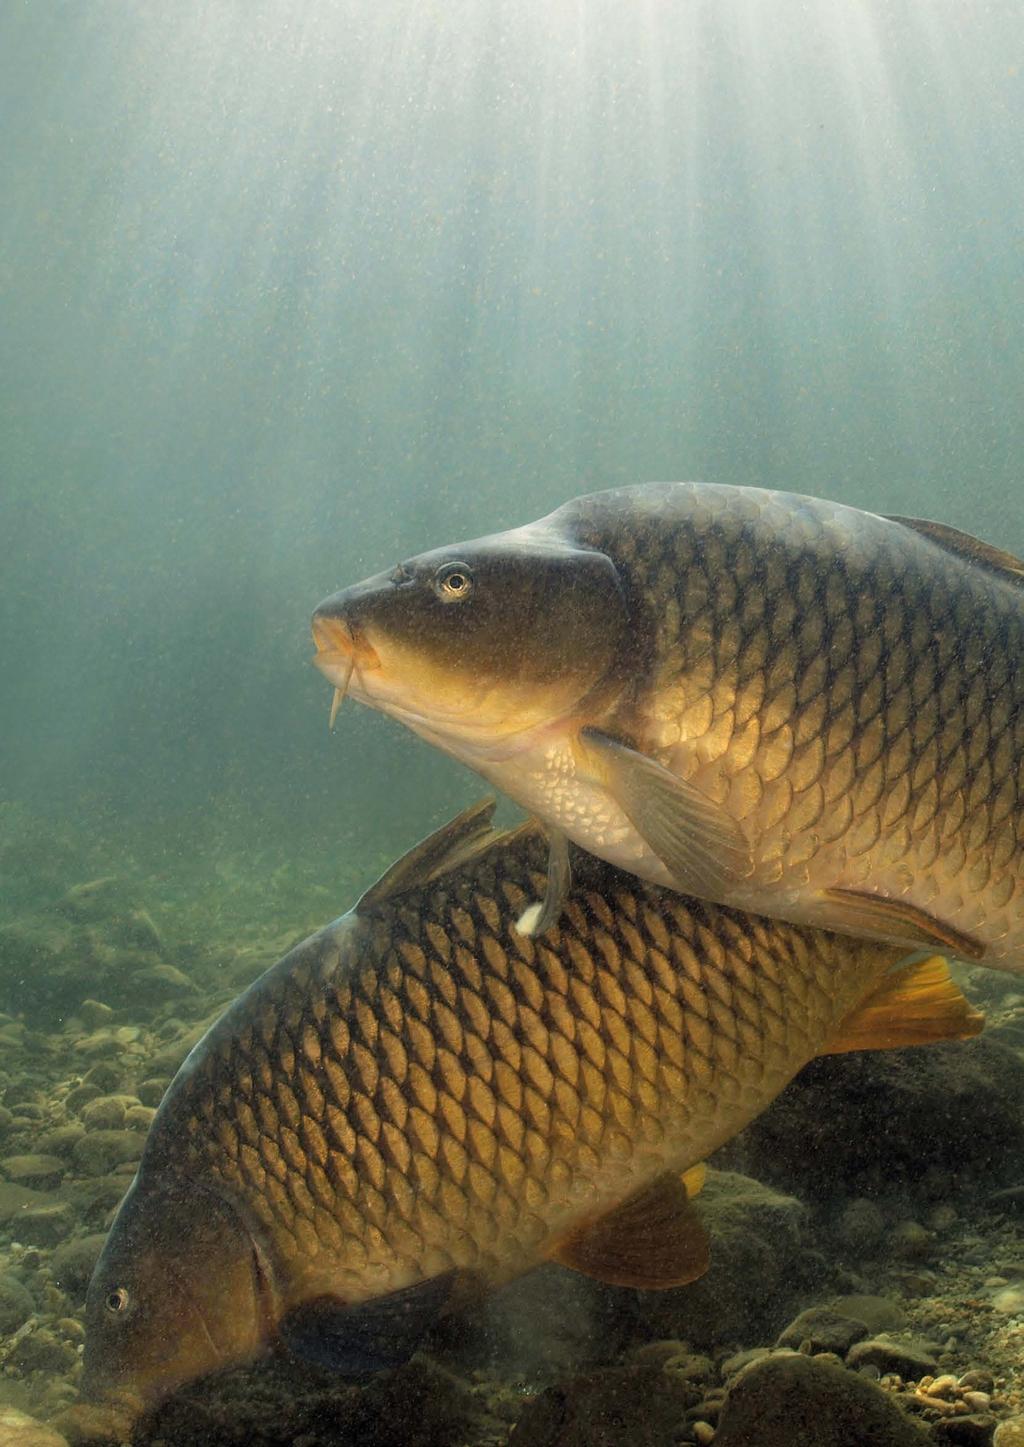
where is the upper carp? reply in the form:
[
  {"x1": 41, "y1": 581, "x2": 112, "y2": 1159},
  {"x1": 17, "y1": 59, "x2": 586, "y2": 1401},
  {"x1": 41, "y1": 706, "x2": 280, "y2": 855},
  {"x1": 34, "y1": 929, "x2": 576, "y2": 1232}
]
[
  {"x1": 66, "y1": 800, "x2": 980, "y2": 1440},
  {"x1": 313, "y1": 482, "x2": 1024, "y2": 965}
]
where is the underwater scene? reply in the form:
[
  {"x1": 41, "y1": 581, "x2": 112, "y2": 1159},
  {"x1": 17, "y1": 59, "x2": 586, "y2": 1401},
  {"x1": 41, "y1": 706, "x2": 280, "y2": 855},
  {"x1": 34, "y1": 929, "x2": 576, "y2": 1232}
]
[{"x1": 2, "y1": 2, "x2": 1024, "y2": 1445}]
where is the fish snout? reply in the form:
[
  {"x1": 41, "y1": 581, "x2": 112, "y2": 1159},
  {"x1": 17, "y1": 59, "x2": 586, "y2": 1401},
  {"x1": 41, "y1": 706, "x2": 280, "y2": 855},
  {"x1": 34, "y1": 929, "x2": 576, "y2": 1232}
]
[
  {"x1": 311, "y1": 611, "x2": 356, "y2": 673},
  {"x1": 311, "y1": 607, "x2": 382, "y2": 671},
  {"x1": 312, "y1": 604, "x2": 384, "y2": 728},
  {"x1": 54, "y1": 1391, "x2": 144, "y2": 1445}
]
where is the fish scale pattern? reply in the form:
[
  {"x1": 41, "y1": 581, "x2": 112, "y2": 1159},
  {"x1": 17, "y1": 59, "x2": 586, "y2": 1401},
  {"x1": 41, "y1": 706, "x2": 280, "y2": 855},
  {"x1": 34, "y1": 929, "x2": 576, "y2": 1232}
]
[
  {"x1": 155, "y1": 831, "x2": 890, "y2": 1305},
  {"x1": 572, "y1": 483, "x2": 1024, "y2": 956}
]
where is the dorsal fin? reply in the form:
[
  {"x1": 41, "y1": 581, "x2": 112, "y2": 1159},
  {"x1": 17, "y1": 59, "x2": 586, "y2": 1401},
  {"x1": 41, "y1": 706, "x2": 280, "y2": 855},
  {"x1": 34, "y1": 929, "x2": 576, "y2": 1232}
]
[
  {"x1": 356, "y1": 798, "x2": 504, "y2": 913},
  {"x1": 888, "y1": 514, "x2": 1024, "y2": 586}
]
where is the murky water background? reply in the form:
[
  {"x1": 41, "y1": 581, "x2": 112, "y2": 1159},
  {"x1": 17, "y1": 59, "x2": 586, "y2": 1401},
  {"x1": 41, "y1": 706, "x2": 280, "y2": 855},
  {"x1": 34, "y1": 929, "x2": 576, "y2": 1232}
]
[
  {"x1": 1, "y1": 9, "x2": 1024, "y2": 1441},
  {"x1": 2, "y1": 0, "x2": 1022, "y2": 892}
]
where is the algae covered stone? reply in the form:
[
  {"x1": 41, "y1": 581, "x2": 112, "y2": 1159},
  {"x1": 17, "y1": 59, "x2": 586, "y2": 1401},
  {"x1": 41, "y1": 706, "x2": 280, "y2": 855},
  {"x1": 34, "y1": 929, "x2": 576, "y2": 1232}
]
[
  {"x1": 714, "y1": 1352, "x2": 929, "y2": 1446},
  {"x1": 510, "y1": 1364, "x2": 700, "y2": 1447}
]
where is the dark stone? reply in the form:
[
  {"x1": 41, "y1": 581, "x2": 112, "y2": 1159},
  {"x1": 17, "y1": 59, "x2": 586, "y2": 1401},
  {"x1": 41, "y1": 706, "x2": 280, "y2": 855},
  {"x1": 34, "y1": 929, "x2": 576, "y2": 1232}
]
[
  {"x1": 931, "y1": 1416, "x2": 998, "y2": 1446},
  {"x1": 732, "y1": 1039, "x2": 1024, "y2": 1198},
  {"x1": 959, "y1": 1371, "x2": 996, "y2": 1392},
  {"x1": 510, "y1": 1365, "x2": 700, "y2": 1447},
  {"x1": 9, "y1": 1327, "x2": 78, "y2": 1375},
  {"x1": 136, "y1": 1355, "x2": 498, "y2": 1447},
  {"x1": 714, "y1": 1352, "x2": 929, "y2": 1446},
  {"x1": 831, "y1": 1295, "x2": 908, "y2": 1333},
  {"x1": 82, "y1": 1060, "x2": 124, "y2": 1093},
  {"x1": 845, "y1": 1338, "x2": 938, "y2": 1379},
  {"x1": 0, "y1": 1274, "x2": 35, "y2": 1332},
  {"x1": 776, "y1": 1306, "x2": 870, "y2": 1355},
  {"x1": 51, "y1": 1233, "x2": 108, "y2": 1296},
  {"x1": 137, "y1": 1078, "x2": 170, "y2": 1108},
  {"x1": 14, "y1": 1200, "x2": 77, "y2": 1247}
]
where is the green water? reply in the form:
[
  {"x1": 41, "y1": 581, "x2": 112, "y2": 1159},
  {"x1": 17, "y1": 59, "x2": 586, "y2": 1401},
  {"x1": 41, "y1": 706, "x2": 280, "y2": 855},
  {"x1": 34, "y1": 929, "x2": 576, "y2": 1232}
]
[
  {"x1": 3, "y1": 0, "x2": 1022, "y2": 898},
  {"x1": 2, "y1": 7, "x2": 1024, "y2": 1440}
]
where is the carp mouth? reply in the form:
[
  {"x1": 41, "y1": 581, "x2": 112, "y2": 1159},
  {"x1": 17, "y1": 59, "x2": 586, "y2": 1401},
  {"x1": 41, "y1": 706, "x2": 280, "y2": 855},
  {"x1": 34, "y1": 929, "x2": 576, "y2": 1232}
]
[{"x1": 311, "y1": 615, "x2": 382, "y2": 729}]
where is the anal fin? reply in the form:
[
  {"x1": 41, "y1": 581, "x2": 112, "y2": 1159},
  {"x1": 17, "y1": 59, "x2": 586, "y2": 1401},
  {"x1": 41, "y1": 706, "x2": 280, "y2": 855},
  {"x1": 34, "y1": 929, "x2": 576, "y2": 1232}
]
[
  {"x1": 551, "y1": 1168, "x2": 710, "y2": 1290},
  {"x1": 822, "y1": 954, "x2": 985, "y2": 1054},
  {"x1": 580, "y1": 728, "x2": 752, "y2": 901},
  {"x1": 822, "y1": 887, "x2": 986, "y2": 962}
]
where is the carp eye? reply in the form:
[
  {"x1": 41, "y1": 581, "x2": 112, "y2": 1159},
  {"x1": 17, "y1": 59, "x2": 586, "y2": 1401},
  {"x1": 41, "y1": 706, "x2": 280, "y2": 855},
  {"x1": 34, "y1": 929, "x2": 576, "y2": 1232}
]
[
  {"x1": 106, "y1": 1286, "x2": 129, "y2": 1314},
  {"x1": 434, "y1": 561, "x2": 474, "y2": 603}
]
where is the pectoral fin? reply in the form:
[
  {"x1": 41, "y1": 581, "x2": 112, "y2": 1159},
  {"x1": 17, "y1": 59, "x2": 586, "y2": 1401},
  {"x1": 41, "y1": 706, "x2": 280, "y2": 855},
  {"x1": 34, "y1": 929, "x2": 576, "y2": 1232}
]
[
  {"x1": 822, "y1": 887, "x2": 986, "y2": 962},
  {"x1": 580, "y1": 729, "x2": 751, "y2": 900},
  {"x1": 822, "y1": 954, "x2": 985, "y2": 1054},
  {"x1": 278, "y1": 1269, "x2": 468, "y2": 1373},
  {"x1": 551, "y1": 1169, "x2": 710, "y2": 1289},
  {"x1": 516, "y1": 828, "x2": 572, "y2": 937}
]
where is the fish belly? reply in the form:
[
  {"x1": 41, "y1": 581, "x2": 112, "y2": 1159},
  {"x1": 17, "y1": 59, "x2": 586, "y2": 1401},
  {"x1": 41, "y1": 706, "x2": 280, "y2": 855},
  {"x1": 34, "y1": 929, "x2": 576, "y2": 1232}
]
[{"x1": 480, "y1": 739, "x2": 678, "y2": 884}]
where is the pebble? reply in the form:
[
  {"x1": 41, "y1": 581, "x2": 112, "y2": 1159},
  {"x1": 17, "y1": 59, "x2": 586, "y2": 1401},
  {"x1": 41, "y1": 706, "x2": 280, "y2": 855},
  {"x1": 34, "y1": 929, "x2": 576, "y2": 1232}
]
[
  {"x1": 50, "y1": 1234, "x2": 108, "y2": 1296},
  {"x1": 933, "y1": 1416, "x2": 1000, "y2": 1445},
  {"x1": 776, "y1": 1306, "x2": 869, "y2": 1356},
  {"x1": 719, "y1": 1348, "x2": 771, "y2": 1380},
  {"x1": 36, "y1": 1125, "x2": 85, "y2": 1157},
  {"x1": 714, "y1": 1351, "x2": 926, "y2": 1447},
  {"x1": 928, "y1": 1374, "x2": 959, "y2": 1398},
  {"x1": 124, "y1": 1104, "x2": 156, "y2": 1132},
  {"x1": 77, "y1": 1001, "x2": 114, "y2": 1030},
  {"x1": 830, "y1": 1295, "x2": 907, "y2": 1333},
  {"x1": 137, "y1": 1077, "x2": 169, "y2": 1107},
  {"x1": 127, "y1": 963, "x2": 196, "y2": 1004},
  {"x1": 62, "y1": 1084, "x2": 101, "y2": 1113},
  {"x1": 926, "y1": 1205, "x2": 958, "y2": 1231},
  {"x1": 836, "y1": 1198, "x2": 886, "y2": 1252},
  {"x1": 71, "y1": 1033, "x2": 127, "y2": 1060},
  {"x1": 117, "y1": 908, "x2": 163, "y2": 951},
  {"x1": 14, "y1": 1201, "x2": 77, "y2": 1248},
  {"x1": 81, "y1": 1061, "x2": 123, "y2": 1093},
  {"x1": 70, "y1": 1129, "x2": 143, "y2": 1176},
  {"x1": 0, "y1": 1273, "x2": 35, "y2": 1332},
  {"x1": 79, "y1": 1095, "x2": 139, "y2": 1131},
  {"x1": 0, "y1": 1155, "x2": 66, "y2": 1190},
  {"x1": 0, "y1": 1407, "x2": 69, "y2": 1447},
  {"x1": 995, "y1": 1421, "x2": 1024, "y2": 1446},
  {"x1": 846, "y1": 1337, "x2": 939, "y2": 1378},
  {"x1": 991, "y1": 1286, "x2": 1024, "y2": 1314},
  {"x1": 9, "y1": 1328, "x2": 78, "y2": 1375},
  {"x1": 889, "y1": 1219, "x2": 932, "y2": 1260},
  {"x1": 57, "y1": 877, "x2": 121, "y2": 920},
  {"x1": 11, "y1": 1102, "x2": 45, "y2": 1121}
]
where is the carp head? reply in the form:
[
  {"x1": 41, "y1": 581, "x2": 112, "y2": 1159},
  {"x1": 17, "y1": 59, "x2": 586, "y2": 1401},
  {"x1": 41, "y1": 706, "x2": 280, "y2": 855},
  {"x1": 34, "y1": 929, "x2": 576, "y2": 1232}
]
[
  {"x1": 312, "y1": 522, "x2": 629, "y2": 756},
  {"x1": 61, "y1": 1177, "x2": 270, "y2": 1441}
]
